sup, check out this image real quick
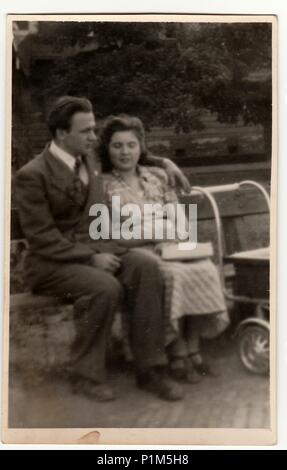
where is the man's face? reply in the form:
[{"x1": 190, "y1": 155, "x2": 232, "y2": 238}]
[{"x1": 61, "y1": 112, "x2": 97, "y2": 156}]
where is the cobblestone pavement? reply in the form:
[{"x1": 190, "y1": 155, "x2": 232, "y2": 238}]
[{"x1": 9, "y1": 338, "x2": 270, "y2": 429}]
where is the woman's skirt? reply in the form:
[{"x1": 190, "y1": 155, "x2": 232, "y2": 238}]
[
  {"x1": 158, "y1": 258, "x2": 229, "y2": 343},
  {"x1": 130, "y1": 247, "x2": 229, "y2": 345}
]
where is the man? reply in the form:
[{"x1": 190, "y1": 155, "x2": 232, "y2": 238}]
[{"x1": 16, "y1": 96, "x2": 190, "y2": 402}]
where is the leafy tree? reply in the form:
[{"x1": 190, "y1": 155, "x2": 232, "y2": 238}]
[
  {"x1": 180, "y1": 23, "x2": 272, "y2": 153},
  {"x1": 18, "y1": 21, "x2": 272, "y2": 153}
]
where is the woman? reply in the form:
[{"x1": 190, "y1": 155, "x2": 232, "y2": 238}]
[{"x1": 98, "y1": 114, "x2": 229, "y2": 383}]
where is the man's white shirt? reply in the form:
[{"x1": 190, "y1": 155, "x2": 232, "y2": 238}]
[{"x1": 49, "y1": 140, "x2": 89, "y2": 185}]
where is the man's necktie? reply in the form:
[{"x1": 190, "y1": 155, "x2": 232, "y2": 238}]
[
  {"x1": 74, "y1": 155, "x2": 89, "y2": 185},
  {"x1": 71, "y1": 156, "x2": 87, "y2": 205},
  {"x1": 74, "y1": 155, "x2": 82, "y2": 177}
]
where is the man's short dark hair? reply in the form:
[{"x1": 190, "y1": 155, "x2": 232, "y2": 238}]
[{"x1": 47, "y1": 96, "x2": 93, "y2": 137}]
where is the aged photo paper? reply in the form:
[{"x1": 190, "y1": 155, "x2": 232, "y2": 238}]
[{"x1": 2, "y1": 13, "x2": 277, "y2": 445}]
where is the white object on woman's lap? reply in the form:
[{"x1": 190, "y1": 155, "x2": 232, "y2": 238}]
[{"x1": 160, "y1": 241, "x2": 213, "y2": 261}]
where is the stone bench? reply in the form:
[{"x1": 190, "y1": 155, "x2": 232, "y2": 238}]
[{"x1": 9, "y1": 290, "x2": 125, "y2": 376}]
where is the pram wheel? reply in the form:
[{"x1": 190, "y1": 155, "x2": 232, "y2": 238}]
[{"x1": 238, "y1": 324, "x2": 269, "y2": 375}]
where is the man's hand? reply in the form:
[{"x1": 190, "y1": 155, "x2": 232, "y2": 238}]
[
  {"x1": 90, "y1": 253, "x2": 121, "y2": 274},
  {"x1": 163, "y1": 159, "x2": 191, "y2": 193}
]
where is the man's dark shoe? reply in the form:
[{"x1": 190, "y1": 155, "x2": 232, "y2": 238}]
[
  {"x1": 72, "y1": 379, "x2": 116, "y2": 401},
  {"x1": 137, "y1": 368, "x2": 183, "y2": 401}
]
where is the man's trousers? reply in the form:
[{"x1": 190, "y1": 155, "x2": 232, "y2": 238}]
[{"x1": 33, "y1": 250, "x2": 167, "y2": 383}]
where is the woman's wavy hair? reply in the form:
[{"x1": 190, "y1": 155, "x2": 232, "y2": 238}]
[{"x1": 97, "y1": 114, "x2": 149, "y2": 172}]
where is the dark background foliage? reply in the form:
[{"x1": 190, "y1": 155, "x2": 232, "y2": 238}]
[{"x1": 25, "y1": 22, "x2": 271, "y2": 137}]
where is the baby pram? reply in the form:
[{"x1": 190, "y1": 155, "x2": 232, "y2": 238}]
[{"x1": 186, "y1": 180, "x2": 270, "y2": 375}]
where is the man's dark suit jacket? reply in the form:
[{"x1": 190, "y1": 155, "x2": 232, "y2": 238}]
[{"x1": 16, "y1": 146, "x2": 126, "y2": 289}]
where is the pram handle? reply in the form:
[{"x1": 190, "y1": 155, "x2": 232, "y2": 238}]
[
  {"x1": 181, "y1": 180, "x2": 270, "y2": 291},
  {"x1": 184, "y1": 181, "x2": 270, "y2": 211},
  {"x1": 187, "y1": 183, "x2": 240, "y2": 196}
]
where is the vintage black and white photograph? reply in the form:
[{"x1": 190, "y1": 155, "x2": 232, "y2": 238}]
[{"x1": 3, "y1": 14, "x2": 276, "y2": 444}]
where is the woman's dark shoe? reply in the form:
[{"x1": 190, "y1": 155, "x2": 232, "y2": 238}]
[
  {"x1": 72, "y1": 379, "x2": 116, "y2": 401},
  {"x1": 170, "y1": 357, "x2": 201, "y2": 384},
  {"x1": 185, "y1": 358, "x2": 202, "y2": 384},
  {"x1": 137, "y1": 368, "x2": 183, "y2": 401},
  {"x1": 193, "y1": 362, "x2": 220, "y2": 377},
  {"x1": 189, "y1": 352, "x2": 220, "y2": 378}
]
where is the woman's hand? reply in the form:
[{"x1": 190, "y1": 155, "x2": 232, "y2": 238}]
[
  {"x1": 162, "y1": 159, "x2": 191, "y2": 193},
  {"x1": 90, "y1": 253, "x2": 121, "y2": 274},
  {"x1": 154, "y1": 241, "x2": 177, "y2": 256}
]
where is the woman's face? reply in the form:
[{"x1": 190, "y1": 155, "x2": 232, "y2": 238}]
[{"x1": 108, "y1": 130, "x2": 141, "y2": 173}]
